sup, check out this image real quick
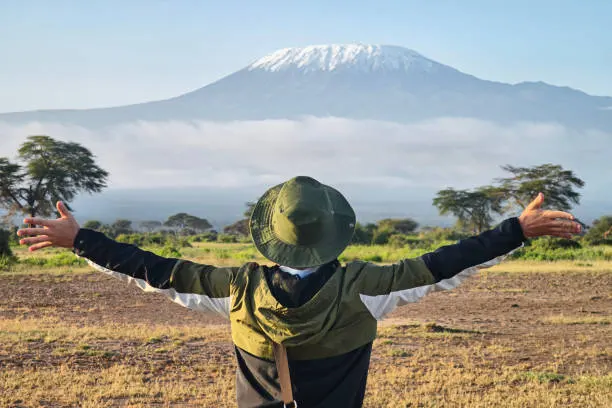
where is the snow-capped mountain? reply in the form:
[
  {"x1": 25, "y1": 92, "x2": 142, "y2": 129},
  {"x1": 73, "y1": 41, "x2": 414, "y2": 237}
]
[
  {"x1": 247, "y1": 44, "x2": 444, "y2": 73},
  {"x1": 1, "y1": 44, "x2": 611, "y2": 130}
]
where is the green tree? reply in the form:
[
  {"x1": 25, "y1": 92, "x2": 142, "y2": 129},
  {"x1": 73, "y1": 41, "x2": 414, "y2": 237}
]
[
  {"x1": 376, "y1": 218, "x2": 419, "y2": 235},
  {"x1": 164, "y1": 213, "x2": 212, "y2": 235},
  {"x1": 224, "y1": 219, "x2": 249, "y2": 236},
  {"x1": 351, "y1": 222, "x2": 376, "y2": 245},
  {"x1": 583, "y1": 215, "x2": 612, "y2": 245},
  {"x1": 140, "y1": 220, "x2": 162, "y2": 232},
  {"x1": 0, "y1": 135, "x2": 108, "y2": 218},
  {"x1": 0, "y1": 228, "x2": 12, "y2": 259},
  {"x1": 433, "y1": 187, "x2": 504, "y2": 234},
  {"x1": 495, "y1": 164, "x2": 584, "y2": 212},
  {"x1": 244, "y1": 202, "x2": 256, "y2": 219},
  {"x1": 223, "y1": 201, "x2": 259, "y2": 237},
  {"x1": 83, "y1": 220, "x2": 102, "y2": 230},
  {"x1": 111, "y1": 219, "x2": 133, "y2": 236}
]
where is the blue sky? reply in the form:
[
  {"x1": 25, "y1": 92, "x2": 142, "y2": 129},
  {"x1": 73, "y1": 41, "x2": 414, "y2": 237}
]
[{"x1": 1, "y1": 0, "x2": 610, "y2": 112}]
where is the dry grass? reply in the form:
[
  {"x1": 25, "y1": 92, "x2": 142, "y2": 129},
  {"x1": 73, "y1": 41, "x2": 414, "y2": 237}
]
[
  {"x1": 1, "y1": 248, "x2": 611, "y2": 407},
  {"x1": 542, "y1": 315, "x2": 611, "y2": 325}
]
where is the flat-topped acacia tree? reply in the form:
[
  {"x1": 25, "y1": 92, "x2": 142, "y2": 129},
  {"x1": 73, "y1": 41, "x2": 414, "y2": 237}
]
[{"x1": 0, "y1": 135, "x2": 109, "y2": 218}]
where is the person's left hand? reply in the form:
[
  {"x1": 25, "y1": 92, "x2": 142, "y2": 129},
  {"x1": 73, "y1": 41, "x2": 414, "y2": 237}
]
[{"x1": 518, "y1": 193, "x2": 581, "y2": 239}]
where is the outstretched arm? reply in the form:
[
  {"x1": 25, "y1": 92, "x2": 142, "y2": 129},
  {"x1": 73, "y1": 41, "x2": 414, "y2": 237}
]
[
  {"x1": 17, "y1": 202, "x2": 235, "y2": 317},
  {"x1": 357, "y1": 193, "x2": 582, "y2": 302}
]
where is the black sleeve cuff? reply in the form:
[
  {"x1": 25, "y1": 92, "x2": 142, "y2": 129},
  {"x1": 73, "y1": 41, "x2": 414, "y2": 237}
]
[
  {"x1": 72, "y1": 228, "x2": 100, "y2": 255},
  {"x1": 421, "y1": 217, "x2": 526, "y2": 282}
]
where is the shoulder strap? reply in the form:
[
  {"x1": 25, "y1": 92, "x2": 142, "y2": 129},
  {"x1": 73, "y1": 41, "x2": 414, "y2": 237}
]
[{"x1": 272, "y1": 342, "x2": 298, "y2": 408}]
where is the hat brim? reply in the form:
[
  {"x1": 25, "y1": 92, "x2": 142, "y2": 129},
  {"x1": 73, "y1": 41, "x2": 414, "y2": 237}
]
[{"x1": 250, "y1": 182, "x2": 356, "y2": 268}]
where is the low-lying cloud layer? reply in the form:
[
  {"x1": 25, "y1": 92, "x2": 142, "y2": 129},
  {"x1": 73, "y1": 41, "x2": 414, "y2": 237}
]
[{"x1": 0, "y1": 117, "x2": 610, "y2": 196}]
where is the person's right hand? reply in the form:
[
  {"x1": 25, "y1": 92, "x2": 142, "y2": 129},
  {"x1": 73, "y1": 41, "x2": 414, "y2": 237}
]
[{"x1": 17, "y1": 201, "x2": 81, "y2": 252}]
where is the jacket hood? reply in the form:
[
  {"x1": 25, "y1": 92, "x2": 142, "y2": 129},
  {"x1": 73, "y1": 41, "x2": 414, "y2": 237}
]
[{"x1": 251, "y1": 263, "x2": 343, "y2": 347}]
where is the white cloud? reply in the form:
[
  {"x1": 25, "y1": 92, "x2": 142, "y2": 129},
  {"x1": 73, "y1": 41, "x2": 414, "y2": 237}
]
[{"x1": 0, "y1": 117, "x2": 609, "y2": 195}]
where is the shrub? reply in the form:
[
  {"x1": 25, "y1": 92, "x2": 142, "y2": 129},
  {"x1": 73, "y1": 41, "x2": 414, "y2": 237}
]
[
  {"x1": 0, "y1": 228, "x2": 12, "y2": 259},
  {"x1": 190, "y1": 231, "x2": 218, "y2": 243},
  {"x1": 388, "y1": 235, "x2": 409, "y2": 248},
  {"x1": 218, "y1": 234, "x2": 238, "y2": 243},
  {"x1": 151, "y1": 246, "x2": 182, "y2": 258},
  {"x1": 0, "y1": 255, "x2": 17, "y2": 270},
  {"x1": 19, "y1": 252, "x2": 87, "y2": 267},
  {"x1": 371, "y1": 229, "x2": 392, "y2": 245}
]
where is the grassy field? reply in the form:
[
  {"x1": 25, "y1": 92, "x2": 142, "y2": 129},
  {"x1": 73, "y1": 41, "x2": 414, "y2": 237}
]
[{"x1": 0, "y1": 244, "x2": 610, "y2": 407}]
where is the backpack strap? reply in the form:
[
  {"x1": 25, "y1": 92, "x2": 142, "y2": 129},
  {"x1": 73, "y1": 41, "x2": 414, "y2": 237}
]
[{"x1": 272, "y1": 342, "x2": 298, "y2": 408}]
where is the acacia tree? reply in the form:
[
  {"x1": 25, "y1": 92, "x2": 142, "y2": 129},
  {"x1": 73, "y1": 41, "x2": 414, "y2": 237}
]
[
  {"x1": 83, "y1": 220, "x2": 103, "y2": 230},
  {"x1": 376, "y1": 218, "x2": 419, "y2": 235},
  {"x1": 164, "y1": 213, "x2": 212, "y2": 235},
  {"x1": 111, "y1": 219, "x2": 133, "y2": 236},
  {"x1": 434, "y1": 164, "x2": 585, "y2": 235},
  {"x1": 0, "y1": 136, "x2": 108, "y2": 218},
  {"x1": 224, "y1": 201, "x2": 258, "y2": 237},
  {"x1": 140, "y1": 220, "x2": 162, "y2": 232},
  {"x1": 433, "y1": 187, "x2": 504, "y2": 234},
  {"x1": 495, "y1": 164, "x2": 584, "y2": 212}
]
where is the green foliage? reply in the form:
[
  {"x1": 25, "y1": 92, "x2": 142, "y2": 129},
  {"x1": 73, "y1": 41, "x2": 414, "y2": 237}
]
[
  {"x1": 82, "y1": 220, "x2": 102, "y2": 230},
  {"x1": 110, "y1": 219, "x2": 133, "y2": 236},
  {"x1": 371, "y1": 228, "x2": 393, "y2": 245},
  {"x1": 434, "y1": 163, "x2": 585, "y2": 234},
  {"x1": 350, "y1": 223, "x2": 376, "y2": 245},
  {"x1": 511, "y1": 240, "x2": 612, "y2": 261},
  {"x1": 583, "y1": 215, "x2": 612, "y2": 245},
  {"x1": 139, "y1": 220, "x2": 162, "y2": 232},
  {"x1": 0, "y1": 135, "x2": 108, "y2": 217},
  {"x1": 19, "y1": 252, "x2": 87, "y2": 267},
  {"x1": 224, "y1": 219, "x2": 249, "y2": 236},
  {"x1": 218, "y1": 234, "x2": 238, "y2": 243},
  {"x1": 433, "y1": 187, "x2": 504, "y2": 234},
  {"x1": 528, "y1": 237, "x2": 582, "y2": 250},
  {"x1": 224, "y1": 202, "x2": 259, "y2": 237},
  {"x1": 150, "y1": 246, "x2": 182, "y2": 258},
  {"x1": 164, "y1": 213, "x2": 212, "y2": 234},
  {"x1": 115, "y1": 233, "x2": 192, "y2": 248},
  {"x1": 418, "y1": 227, "x2": 471, "y2": 242},
  {"x1": 376, "y1": 218, "x2": 419, "y2": 234},
  {"x1": 190, "y1": 231, "x2": 219, "y2": 242},
  {"x1": 496, "y1": 164, "x2": 584, "y2": 211},
  {"x1": 243, "y1": 201, "x2": 257, "y2": 219},
  {"x1": 0, "y1": 255, "x2": 17, "y2": 270},
  {"x1": 0, "y1": 228, "x2": 12, "y2": 259}
]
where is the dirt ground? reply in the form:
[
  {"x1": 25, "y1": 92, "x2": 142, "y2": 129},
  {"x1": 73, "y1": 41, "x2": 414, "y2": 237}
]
[{"x1": 0, "y1": 264, "x2": 610, "y2": 407}]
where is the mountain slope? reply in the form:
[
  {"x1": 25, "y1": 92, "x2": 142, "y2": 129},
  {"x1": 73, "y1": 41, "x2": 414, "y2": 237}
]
[{"x1": 1, "y1": 44, "x2": 611, "y2": 129}]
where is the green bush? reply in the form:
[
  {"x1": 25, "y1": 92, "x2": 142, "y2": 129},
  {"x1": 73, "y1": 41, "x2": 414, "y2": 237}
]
[
  {"x1": 418, "y1": 227, "x2": 471, "y2": 242},
  {"x1": 218, "y1": 234, "x2": 238, "y2": 243},
  {"x1": 528, "y1": 237, "x2": 582, "y2": 250},
  {"x1": 0, "y1": 228, "x2": 13, "y2": 256},
  {"x1": 0, "y1": 255, "x2": 17, "y2": 270},
  {"x1": 115, "y1": 233, "x2": 192, "y2": 248},
  {"x1": 150, "y1": 245, "x2": 182, "y2": 258},
  {"x1": 371, "y1": 229, "x2": 392, "y2": 245},
  {"x1": 190, "y1": 231, "x2": 218, "y2": 243},
  {"x1": 19, "y1": 252, "x2": 87, "y2": 267}
]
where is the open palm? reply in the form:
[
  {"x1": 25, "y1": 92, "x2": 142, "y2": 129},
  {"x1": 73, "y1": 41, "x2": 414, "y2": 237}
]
[{"x1": 17, "y1": 202, "x2": 81, "y2": 251}]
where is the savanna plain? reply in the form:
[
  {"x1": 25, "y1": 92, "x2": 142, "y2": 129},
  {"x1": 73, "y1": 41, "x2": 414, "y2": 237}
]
[{"x1": 0, "y1": 244, "x2": 610, "y2": 408}]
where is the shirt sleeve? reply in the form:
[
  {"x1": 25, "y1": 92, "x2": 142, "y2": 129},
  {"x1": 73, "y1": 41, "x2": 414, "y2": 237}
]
[
  {"x1": 355, "y1": 216, "x2": 526, "y2": 322},
  {"x1": 72, "y1": 228, "x2": 236, "y2": 317}
]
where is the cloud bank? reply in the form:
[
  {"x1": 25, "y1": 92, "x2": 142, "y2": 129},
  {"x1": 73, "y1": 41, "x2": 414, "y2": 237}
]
[{"x1": 0, "y1": 117, "x2": 610, "y2": 197}]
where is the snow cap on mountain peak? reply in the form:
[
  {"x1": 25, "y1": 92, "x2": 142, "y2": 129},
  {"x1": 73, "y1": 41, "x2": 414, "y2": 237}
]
[{"x1": 248, "y1": 44, "x2": 440, "y2": 73}]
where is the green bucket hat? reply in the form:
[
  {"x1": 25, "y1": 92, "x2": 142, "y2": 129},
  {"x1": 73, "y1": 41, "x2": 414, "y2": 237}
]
[{"x1": 250, "y1": 176, "x2": 356, "y2": 268}]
